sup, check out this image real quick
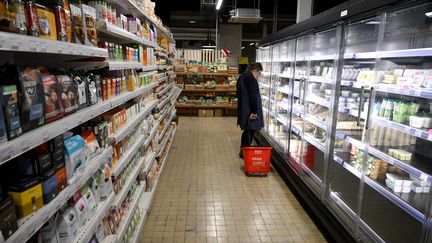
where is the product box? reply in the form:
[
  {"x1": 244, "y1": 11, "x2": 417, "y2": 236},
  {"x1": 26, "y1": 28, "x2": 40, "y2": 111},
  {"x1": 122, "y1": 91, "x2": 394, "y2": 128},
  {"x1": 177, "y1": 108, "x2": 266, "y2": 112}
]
[
  {"x1": 0, "y1": 195, "x2": 18, "y2": 240},
  {"x1": 49, "y1": 134, "x2": 64, "y2": 153},
  {"x1": 40, "y1": 67, "x2": 64, "y2": 123},
  {"x1": 55, "y1": 166, "x2": 68, "y2": 192},
  {"x1": 64, "y1": 135, "x2": 87, "y2": 184},
  {"x1": 70, "y1": 191, "x2": 88, "y2": 226},
  {"x1": 32, "y1": 153, "x2": 53, "y2": 175},
  {"x1": 52, "y1": 149, "x2": 66, "y2": 170},
  {"x1": 116, "y1": 14, "x2": 127, "y2": 30},
  {"x1": 7, "y1": 176, "x2": 44, "y2": 218},
  {"x1": 39, "y1": 168, "x2": 59, "y2": 204},
  {"x1": 36, "y1": 4, "x2": 57, "y2": 40},
  {"x1": 214, "y1": 109, "x2": 223, "y2": 117},
  {"x1": 56, "y1": 73, "x2": 79, "y2": 115},
  {"x1": 94, "y1": 120, "x2": 109, "y2": 149},
  {"x1": 18, "y1": 67, "x2": 45, "y2": 132},
  {"x1": 0, "y1": 99, "x2": 7, "y2": 144},
  {"x1": 127, "y1": 15, "x2": 140, "y2": 35},
  {"x1": 0, "y1": 85, "x2": 22, "y2": 139}
]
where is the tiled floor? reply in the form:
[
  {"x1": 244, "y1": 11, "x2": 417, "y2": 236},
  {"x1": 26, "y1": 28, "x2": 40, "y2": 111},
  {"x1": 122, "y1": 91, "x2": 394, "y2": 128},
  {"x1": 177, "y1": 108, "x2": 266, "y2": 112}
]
[{"x1": 140, "y1": 117, "x2": 326, "y2": 243}]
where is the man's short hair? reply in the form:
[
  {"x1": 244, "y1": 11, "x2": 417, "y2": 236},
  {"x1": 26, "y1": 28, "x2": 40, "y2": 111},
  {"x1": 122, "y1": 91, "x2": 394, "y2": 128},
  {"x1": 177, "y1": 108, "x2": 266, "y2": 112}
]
[{"x1": 248, "y1": 63, "x2": 263, "y2": 72}]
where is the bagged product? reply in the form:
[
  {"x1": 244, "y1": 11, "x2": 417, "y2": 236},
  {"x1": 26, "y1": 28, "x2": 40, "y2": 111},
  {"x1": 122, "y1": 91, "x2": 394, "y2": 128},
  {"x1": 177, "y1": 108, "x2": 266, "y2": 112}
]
[
  {"x1": 39, "y1": 67, "x2": 64, "y2": 123},
  {"x1": 70, "y1": 191, "x2": 89, "y2": 226},
  {"x1": 80, "y1": 129, "x2": 100, "y2": 159},
  {"x1": 56, "y1": 72, "x2": 78, "y2": 115},
  {"x1": 98, "y1": 164, "x2": 112, "y2": 201},
  {"x1": 70, "y1": 3, "x2": 85, "y2": 44},
  {"x1": 81, "y1": 186, "x2": 97, "y2": 215},
  {"x1": 73, "y1": 72, "x2": 89, "y2": 109},
  {"x1": 82, "y1": 4, "x2": 97, "y2": 46},
  {"x1": 55, "y1": 206, "x2": 78, "y2": 242},
  {"x1": 87, "y1": 73, "x2": 99, "y2": 105},
  {"x1": 37, "y1": 216, "x2": 58, "y2": 243},
  {"x1": 0, "y1": 85, "x2": 22, "y2": 140},
  {"x1": 16, "y1": 67, "x2": 45, "y2": 132},
  {"x1": 35, "y1": 2, "x2": 57, "y2": 40},
  {"x1": 64, "y1": 135, "x2": 87, "y2": 184}
]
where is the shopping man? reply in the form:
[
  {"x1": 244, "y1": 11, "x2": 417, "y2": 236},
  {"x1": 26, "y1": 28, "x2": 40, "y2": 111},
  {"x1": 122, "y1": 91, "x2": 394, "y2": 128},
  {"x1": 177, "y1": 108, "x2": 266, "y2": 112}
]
[{"x1": 236, "y1": 63, "x2": 264, "y2": 158}]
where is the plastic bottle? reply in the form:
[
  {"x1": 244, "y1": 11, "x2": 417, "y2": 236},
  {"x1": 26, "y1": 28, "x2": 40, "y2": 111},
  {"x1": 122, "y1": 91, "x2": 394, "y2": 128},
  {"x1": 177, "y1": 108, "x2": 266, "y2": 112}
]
[
  {"x1": 384, "y1": 99, "x2": 393, "y2": 120},
  {"x1": 24, "y1": 0, "x2": 40, "y2": 36},
  {"x1": 14, "y1": 0, "x2": 27, "y2": 34},
  {"x1": 379, "y1": 98, "x2": 387, "y2": 117}
]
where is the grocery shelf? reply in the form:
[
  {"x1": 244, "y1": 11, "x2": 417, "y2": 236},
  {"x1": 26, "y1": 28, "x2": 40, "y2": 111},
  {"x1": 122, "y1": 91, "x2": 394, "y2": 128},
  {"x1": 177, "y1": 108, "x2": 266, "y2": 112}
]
[
  {"x1": 111, "y1": 136, "x2": 146, "y2": 178},
  {"x1": 96, "y1": 20, "x2": 157, "y2": 47},
  {"x1": 373, "y1": 117, "x2": 432, "y2": 142},
  {"x1": 114, "y1": 181, "x2": 146, "y2": 243},
  {"x1": 174, "y1": 72, "x2": 232, "y2": 77},
  {"x1": 291, "y1": 124, "x2": 302, "y2": 136},
  {"x1": 175, "y1": 103, "x2": 238, "y2": 109},
  {"x1": 276, "y1": 85, "x2": 290, "y2": 94},
  {"x1": 158, "y1": 65, "x2": 168, "y2": 70},
  {"x1": 155, "y1": 50, "x2": 168, "y2": 58},
  {"x1": 261, "y1": 71, "x2": 271, "y2": 77},
  {"x1": 142, "y1": 65, "x2": 158, "y2": 72},
  {"x1": 182, "y1": 87, "x2": 236, "y2": 92},
  {"x1": 279, "y1": 73, "x2": 292, "y2": 79},
  {"x1": 129, "y1": 206, "x2": 148, "y2": 243},
  {"x1": 6, "y1": 147, "x2": 113, "y2": 243},
  {"x1": 0, "y1": 101, "x2": 111, "y2": 164},
  {"x1": 305, "y1": 114, "x2": 327, "y2": 130},
  {"x1": 114, "y1": 152, "x2": 155, "y2": 208},
  {"x1": 144, "y1": 122, "x2": 161, "y2": 149},
  {"x1": 74, "y1": 192, "x2": 116, "y2": 243},
  {"x1": 106, "y1": 0, "x2": 174, "y2": 43},
  {"x1": 344, "y1": 81, "x2": 432, "y2": 100},
  {"x1": 335, "y1": 131, "x2": 432, "y2": 184},
  {"x1": 107, "y1": 61, "x2": 144, "y2": 70},
  {"x1": 304, "y1": 132, "x2": 326, "y2": 152},
  {"x1": 157, "y1": 126, "x2": 173, "y2": 157},
  {"x1": 0, "y1": 31, "x2": 107, "y2": 58},
  {"x1": 308, "y1": 75, "x2": 332, "y2": 84},
  {"x1": 333, "y1": 154, "x2": 426, "y2": 223},
  {"x1": 308, "y1": 54, "x2": 337, "y2": 61},
  {"x1": 344, "y1": 47, "x2": 432, "y2": 59},
  {"x1": 158, "y1": 76, "x2": 168, "y2": 84},
  {"x1": 270, "y1": 112, "x2": 289, "y2": 127},
  {"x1": 158, "y1": 112, "x2": 176, "y2": 142},
  {"x1": 307, "y1": 94, "x2": 330, "y2": 107},
  {"x1": 109, "y1": 99, "x2": 159, "y2": 142},
  {"x1": 157, "y1": 82, "x2": 174, "y2": 97},
  {"x1": 110, "y1": 82, "x2": 158, "y2": 108},
  {"x1": 260, "y1": 82, "x2": 271, "y2": 88}
]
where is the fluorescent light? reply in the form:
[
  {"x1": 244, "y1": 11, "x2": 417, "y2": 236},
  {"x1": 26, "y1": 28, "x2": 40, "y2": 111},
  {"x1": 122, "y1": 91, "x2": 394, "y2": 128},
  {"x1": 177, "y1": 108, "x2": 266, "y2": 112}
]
[
  {"x1": 365, "y1": 21, "x2": 380, "y2": 25},
  {"x1": 189, "y1": 20, "x2": 197, "y2": 24},
  {"x1": 216, "y1": 0, "x2": 223, "y2": 10},
  {"x1": 426, "y1": 12, "x2": 432, "y2": 18},
  {"x1": 241, "y1": 46, "x2": 245, "y2": 49},
  {"x1": 249, "y1": 42, "x2": 255, "y2": 46}
]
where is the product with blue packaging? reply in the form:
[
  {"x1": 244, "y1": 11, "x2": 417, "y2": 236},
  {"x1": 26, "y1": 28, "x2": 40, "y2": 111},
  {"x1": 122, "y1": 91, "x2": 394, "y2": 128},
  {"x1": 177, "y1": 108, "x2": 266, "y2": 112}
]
[
  {"x1": 64, "y1": 135, "x2": 87, "y2": 184},
  {"x1": 39, "y1": 168, "x2": 59, "y2": 204}
]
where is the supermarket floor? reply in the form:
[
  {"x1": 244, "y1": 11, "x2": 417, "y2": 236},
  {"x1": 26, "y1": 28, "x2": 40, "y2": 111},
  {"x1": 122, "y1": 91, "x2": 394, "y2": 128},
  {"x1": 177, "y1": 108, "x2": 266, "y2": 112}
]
[{"x1": 139, "y1": 117, "x2": 326, "y2": 243}]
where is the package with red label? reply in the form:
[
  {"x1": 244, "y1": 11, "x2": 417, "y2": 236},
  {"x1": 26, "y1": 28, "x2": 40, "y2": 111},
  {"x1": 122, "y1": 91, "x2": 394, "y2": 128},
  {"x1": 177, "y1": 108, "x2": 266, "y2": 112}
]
[
  {"x1": 39, "y1": 67, "x2": 64, "y2": 123},
  {"x1": 80, "y1": 129, "x2": 101, "y2": 160}
]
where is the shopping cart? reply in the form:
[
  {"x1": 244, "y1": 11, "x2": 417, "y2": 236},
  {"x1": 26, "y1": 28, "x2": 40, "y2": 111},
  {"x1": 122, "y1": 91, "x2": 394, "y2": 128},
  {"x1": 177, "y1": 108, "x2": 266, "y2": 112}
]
[{"x1": 241, "y1": 146, "x2": 272, "y2": 176}]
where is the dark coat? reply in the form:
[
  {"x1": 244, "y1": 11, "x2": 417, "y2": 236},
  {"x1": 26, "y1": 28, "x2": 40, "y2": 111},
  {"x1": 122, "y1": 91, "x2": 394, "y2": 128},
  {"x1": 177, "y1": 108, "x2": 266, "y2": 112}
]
[{"x1": 236, "y1": 70, "x2": 264, "y2": 130}]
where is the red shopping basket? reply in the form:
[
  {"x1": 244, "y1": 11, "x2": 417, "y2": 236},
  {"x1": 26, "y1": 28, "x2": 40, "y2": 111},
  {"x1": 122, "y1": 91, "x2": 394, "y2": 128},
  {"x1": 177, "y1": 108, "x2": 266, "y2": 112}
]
[{"x1": 242, "y1": 147, "x2": 272, "y2": 176}]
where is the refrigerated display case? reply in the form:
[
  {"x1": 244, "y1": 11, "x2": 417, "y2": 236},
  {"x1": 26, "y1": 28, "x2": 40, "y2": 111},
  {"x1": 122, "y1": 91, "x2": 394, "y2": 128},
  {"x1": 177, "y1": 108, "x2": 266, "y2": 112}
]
[{"x1": 255, "y1": 1, "x2": 432, "y2": 242}]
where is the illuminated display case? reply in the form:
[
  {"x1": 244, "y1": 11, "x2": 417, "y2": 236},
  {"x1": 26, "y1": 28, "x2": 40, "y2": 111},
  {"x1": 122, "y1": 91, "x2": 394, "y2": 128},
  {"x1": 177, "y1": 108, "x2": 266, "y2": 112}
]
[{"x1": 256, "y1": 1, "x2": 432, "y2": 242}]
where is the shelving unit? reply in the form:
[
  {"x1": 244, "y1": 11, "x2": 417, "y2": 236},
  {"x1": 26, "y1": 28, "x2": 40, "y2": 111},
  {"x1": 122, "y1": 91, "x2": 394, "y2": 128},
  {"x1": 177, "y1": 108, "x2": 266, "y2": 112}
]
[
  {"x1": 256, "y1": 1, "x2": 432, "y2": 242},
  {"x1": 0, "y1": 0, "x2": 177, "y2": 241}
]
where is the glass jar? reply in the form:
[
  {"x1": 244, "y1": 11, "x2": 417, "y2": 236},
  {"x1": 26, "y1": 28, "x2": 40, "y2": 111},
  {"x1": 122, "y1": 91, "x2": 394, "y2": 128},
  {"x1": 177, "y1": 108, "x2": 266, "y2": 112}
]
[{"x1": 0, "y1": 0, "x2": 27, "y2": 34}]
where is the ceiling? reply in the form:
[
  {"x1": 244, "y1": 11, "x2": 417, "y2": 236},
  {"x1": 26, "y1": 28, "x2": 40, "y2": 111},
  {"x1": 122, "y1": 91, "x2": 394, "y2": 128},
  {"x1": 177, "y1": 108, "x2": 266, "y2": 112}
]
[{"x1": 153, "y1": 0, "x2": 347, "y2": 44}]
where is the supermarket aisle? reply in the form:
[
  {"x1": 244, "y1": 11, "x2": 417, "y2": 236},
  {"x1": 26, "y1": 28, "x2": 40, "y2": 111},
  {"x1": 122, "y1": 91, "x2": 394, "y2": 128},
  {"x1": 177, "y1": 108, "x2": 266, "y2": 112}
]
[{"x1": 140, "y1": 117, "x2": 326, "y2": 243}]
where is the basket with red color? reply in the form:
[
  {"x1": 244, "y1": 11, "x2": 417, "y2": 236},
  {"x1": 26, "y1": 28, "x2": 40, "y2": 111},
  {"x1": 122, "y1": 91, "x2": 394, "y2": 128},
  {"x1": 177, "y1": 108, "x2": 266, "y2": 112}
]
[{"x1": 241, "y1": 147, "x2": 272, "y2": 176}]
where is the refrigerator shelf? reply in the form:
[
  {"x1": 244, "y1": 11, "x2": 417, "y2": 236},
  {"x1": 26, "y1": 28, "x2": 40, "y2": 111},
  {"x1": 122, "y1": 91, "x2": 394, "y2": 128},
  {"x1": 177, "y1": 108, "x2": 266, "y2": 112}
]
[{"x1": 372, "y1": 117, "x2": 432, "y2": 142}]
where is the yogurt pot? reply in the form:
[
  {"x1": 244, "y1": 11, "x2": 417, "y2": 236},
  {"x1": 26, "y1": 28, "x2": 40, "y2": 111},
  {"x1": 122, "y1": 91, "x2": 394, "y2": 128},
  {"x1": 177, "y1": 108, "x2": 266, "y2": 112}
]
[{"x1": 422, "y1": 117, "x2": 432, "y2": 129}]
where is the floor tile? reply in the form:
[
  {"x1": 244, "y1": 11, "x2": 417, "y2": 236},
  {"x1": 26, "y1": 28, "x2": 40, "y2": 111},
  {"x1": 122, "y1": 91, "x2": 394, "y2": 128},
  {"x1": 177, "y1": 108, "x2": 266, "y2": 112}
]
[{"x1": 140, "y1": 117, "x2": 326, "y2": 243}]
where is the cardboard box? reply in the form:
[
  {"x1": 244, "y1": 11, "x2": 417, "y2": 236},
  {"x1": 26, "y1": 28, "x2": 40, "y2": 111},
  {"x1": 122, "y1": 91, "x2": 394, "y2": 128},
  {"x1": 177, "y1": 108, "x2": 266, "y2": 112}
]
[
  {"x1": 198, "y1": 110, "x2": 206, "y2": 117},
  {"x1": 206, "y1": 110, "x2": 214, "y2": 117},
  {"x1": 214, "y1": 109, "x2": 223, "y2": 117}
]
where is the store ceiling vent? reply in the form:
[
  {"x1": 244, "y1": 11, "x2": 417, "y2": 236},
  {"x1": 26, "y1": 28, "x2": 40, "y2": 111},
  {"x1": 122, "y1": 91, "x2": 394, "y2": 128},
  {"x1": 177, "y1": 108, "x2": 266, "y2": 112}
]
[{"x1": 228, "y1": 8, "x2": 263, "y2": 23}]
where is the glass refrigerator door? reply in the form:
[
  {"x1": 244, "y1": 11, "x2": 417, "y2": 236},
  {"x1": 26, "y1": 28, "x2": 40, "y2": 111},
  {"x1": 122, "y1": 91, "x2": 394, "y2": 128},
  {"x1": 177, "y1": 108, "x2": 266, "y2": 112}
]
[
  {"x1": 327, "y1": 17, "x2": 381, "y2": 238},
  {"x1": 357, "y1": 4, "x2": 432, "y2": 242},
  {"x1": 268, "y1": 43, "x2": 289, "y2": 152},
  {"x1": 257, "y1": 47, "x2": 272, "y2": 132}
]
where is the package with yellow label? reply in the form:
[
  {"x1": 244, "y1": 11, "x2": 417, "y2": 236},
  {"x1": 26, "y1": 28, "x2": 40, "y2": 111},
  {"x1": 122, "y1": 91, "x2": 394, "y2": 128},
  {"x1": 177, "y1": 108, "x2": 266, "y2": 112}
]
[
  {"x1": 7, "y1": 176, "x2": 44, "y2": 218},
  {"x1": 36, "y1": 3, "x2": 57, "y2": 40}
]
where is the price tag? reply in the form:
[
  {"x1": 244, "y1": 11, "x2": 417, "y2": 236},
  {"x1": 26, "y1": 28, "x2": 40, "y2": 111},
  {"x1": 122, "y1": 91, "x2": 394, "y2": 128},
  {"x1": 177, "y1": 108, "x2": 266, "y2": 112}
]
[
  {"x1": 9, "y1": 37, "x2": 20, "y2": 50},
  {"x1": 22, "y1": 141, "x2": 31, "y2": 152},
  {"x1": 29, "y1": 41, "x2": 39, "y2": 52},
  {"x1": 414, "y1": 130, "x2": 423, "y2": 137},
  {"x1": 420, "y1": 173, "x2": 429, "y2": 182},
  {"x1": 57, "y1": 43, "x2": 64, "y2": 53},
  {"x1": 0, "y1": 146, "x2": 13, "y2": 162},
  {"x1": 40, "y1": 42, "x2": 48, "y2": 52}
]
